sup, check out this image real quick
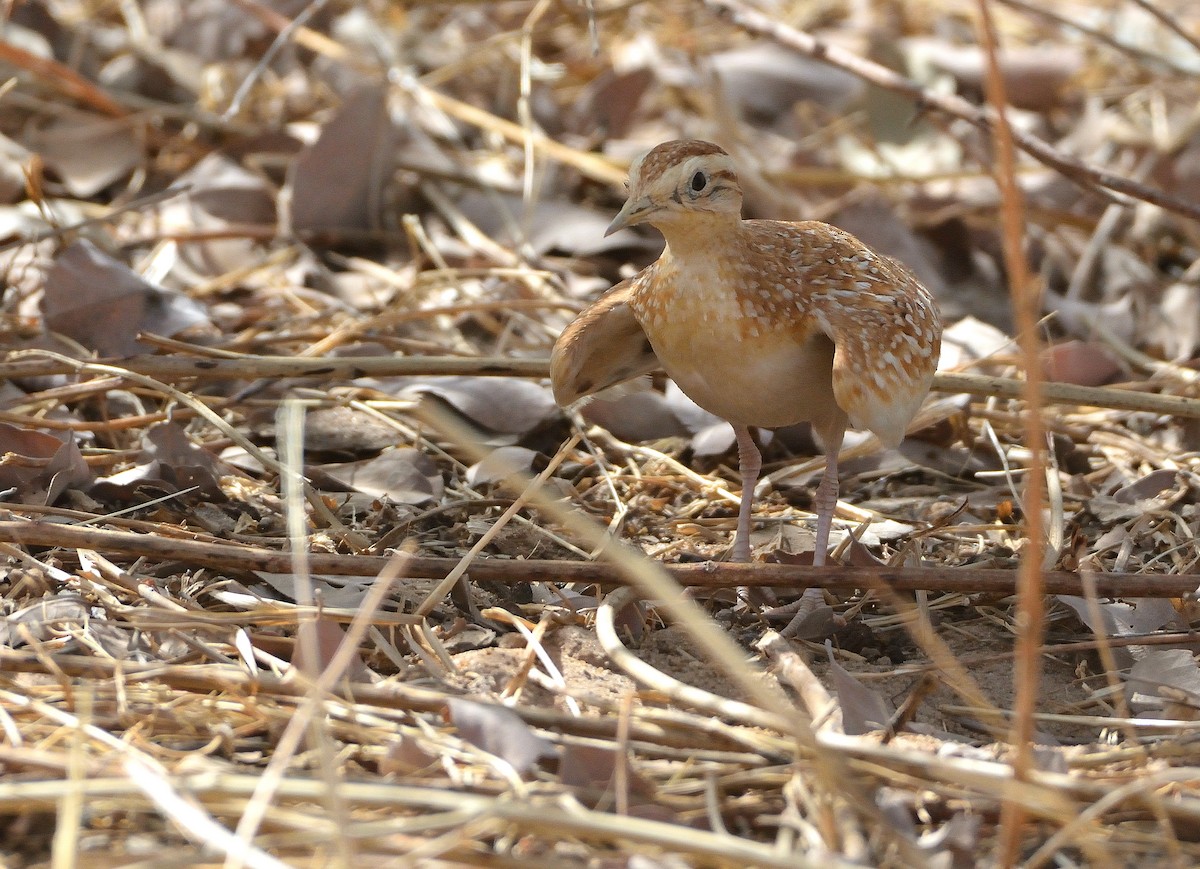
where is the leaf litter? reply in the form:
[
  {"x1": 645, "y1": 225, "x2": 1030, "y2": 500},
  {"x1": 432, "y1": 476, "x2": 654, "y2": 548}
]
[{"x1": 0, "y1": 0, "x2": 1199, "y2": 865}]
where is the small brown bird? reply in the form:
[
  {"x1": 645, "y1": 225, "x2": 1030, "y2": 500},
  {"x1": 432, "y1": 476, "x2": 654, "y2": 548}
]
[{"x1": 552, "y1": 140, "x2": 941, "y2": 579}]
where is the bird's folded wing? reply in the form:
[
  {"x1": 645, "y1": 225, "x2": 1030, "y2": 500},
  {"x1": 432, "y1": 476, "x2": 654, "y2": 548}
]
[
  {"x1": 810, "y1": 257, "x2": 942, "y2": 449},
  {"x1": 550, "y1": 277, "x2": 661, "y2": 408}
]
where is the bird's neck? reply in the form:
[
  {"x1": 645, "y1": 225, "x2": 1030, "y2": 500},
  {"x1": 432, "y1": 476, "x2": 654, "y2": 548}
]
[{"x1": 653, "y1": 213, "x2": 742, "y2": 258}]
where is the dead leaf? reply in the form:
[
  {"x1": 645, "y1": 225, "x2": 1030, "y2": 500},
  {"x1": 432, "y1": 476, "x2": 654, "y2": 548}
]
[
  {"x1": 1057, "y1": 594, "x2": 1177, "y2": 638},
  {"x1": 24, "y1": 112, "x2": 141, "y2": 197},
  {"x1": 710, "y1": 42, "x2": 865, "y2": 122},
  {"x1": 1113, "y1": 469, "x2": 1178, "y2": 504},
  {"x1": 314, "y1": 447, "x2": 443, "y2": 504},
  {"x1": 1127, "y1": 649, "x2": 1200, "y2": 716},
  {"x1": 444, "y1": 697, "x2": 556, "y2": 777},
  {"x1": 0, "y1": 595, "x2": 90, "y2": 648},
  {"x1": 0, "y1": 423, "x2": 92, "y2": 505},
  {"x1": 304, "y1": 407, "x2": 398, "y2": 457},
  {"x1": 581, "y1": 391, "x2": 688, "y2": 442},
  {"x1": 467, "y1": 446, "x2": 538, "y2": 487},
  {"x1": 938, "y1": 316, "x2": 1013, "y2": 369},
  {"x1": 289, "y1": 83, "x2": 394, "y2": 233},
  {"x1": 401, "y1": 377, "x2": 558, "y2": 437},
  {"x1": 150, "y1": 153, "x2": 279, "y2": 279},
  {"x1": 826, "y1": 641, "x2": 893, "y2": 734},
  {"x1": 380, "y1": 736, "x2": 439, "y2": 776},
  {"x1": 925, "y1": 43, "x2": 1083, "y2": 111},
  {"x1": 1042, "y1": 341, "x2": 1122, "y2": 387},
  {"x1": 42, "y1": 240, "x2": 210, "y2": 357},
  {"x1": 291, "y1": 617, "x2": 373, "y2": 683}
]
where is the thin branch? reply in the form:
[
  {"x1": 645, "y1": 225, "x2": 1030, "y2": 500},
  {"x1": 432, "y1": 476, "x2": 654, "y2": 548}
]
[
  {"x1": 1, "y1": 352, "x2": 1198, "y2": 419},
  {"x1": 1, "y1": 519, "x2": 1196, "y2": 598}
]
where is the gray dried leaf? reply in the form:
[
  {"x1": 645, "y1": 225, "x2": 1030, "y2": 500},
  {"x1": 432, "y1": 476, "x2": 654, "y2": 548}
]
[
  {"x1": 1113, "y1": 469, "x2": 1178, "y2": 504},
  {"x1": 1127, "y1": 649, "x2": 1200, "y2": 713},
  {"x1": 148, "y1": 153, "x2": 278, "y2": 280},
  {"x1": 315, "y1": 447, "x2": 443, "y2": 504},
  {"x1": 248, "y1": 573, "x2": 372, "y2": 609},
  {"x1": 444, "y1": 697, "x2": 556, "y2": 777},
  {"x1": 0, "y1": 132, "x2": 32, "y2": 203},
  {"x1": 401, "y1": 377, "x2": 558, "y2": 436},
  {"x1": 1057, "y1": 595, "x2": 1176, "y2": 637},
  {"x1": 1154, "y1": 279, "x2": 1200, "y2": 360},
  {"x1": 580, "y1": 391, "x2": 688, "y2": 443},
  {"x1": 467, "y1": 446, "x2": 538, "y2": 487},
  {"x1": 455, "y1": 192, "x2": 635, "y2": 257},
  {"x1": 42, "y1": 240, "x2": 210, "y2": 357},
  {"x1": 710, "y1": 42, "x2": 864, "y2": 120},
  {"x1": 826, "y1": 641, "x2": 893, "y2": 734},
  {"x1": 938, "y1": 316, "x2": 1012, "y2": 370},
  {"x1": 25, "y1": 113, "x2": 141, "y2": 197},
  {"x1": 0, "y1": 595, "x2": 90, "y2": 648}
]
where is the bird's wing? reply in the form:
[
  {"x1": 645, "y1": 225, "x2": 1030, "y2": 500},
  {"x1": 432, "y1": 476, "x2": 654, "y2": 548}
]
[
  {"x1": 550, "y1": 277, "x2": 661, "y2": 408},
  {"x1": 748, "y1": 222, "x2": 942, "y2": 447}
]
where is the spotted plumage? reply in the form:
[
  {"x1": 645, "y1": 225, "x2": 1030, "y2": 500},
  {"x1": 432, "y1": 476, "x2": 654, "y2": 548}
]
[{"x1": 552, "y1": 139, "x2": 942, "y2": 607}]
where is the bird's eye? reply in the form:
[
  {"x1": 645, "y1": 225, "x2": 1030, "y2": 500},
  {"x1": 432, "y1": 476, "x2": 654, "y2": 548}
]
[{"x1": 690, "y1": 171, "x2": 707, "y2": 192}]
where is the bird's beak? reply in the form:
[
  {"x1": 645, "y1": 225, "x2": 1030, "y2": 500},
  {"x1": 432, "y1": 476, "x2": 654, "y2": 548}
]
[{"x1": 604, "y1": 197, "x2": 652, "y2": 237}]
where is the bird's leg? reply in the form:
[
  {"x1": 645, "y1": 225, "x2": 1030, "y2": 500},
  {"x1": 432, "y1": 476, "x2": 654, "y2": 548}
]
[
  {"x1": 731, "y1": 424, "x2": 761, "y2": 563},
  {"x1": 810, "y1": 423, "x2": 845, "y2": 568},
  {"x1": 780, "y1": 419, "x2": 847, "y2": 638}
]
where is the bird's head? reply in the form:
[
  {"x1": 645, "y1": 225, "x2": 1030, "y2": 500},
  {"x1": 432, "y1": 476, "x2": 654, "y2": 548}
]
[{"x1": 605, "y1": 140, "x2": 743, "y2": 237}]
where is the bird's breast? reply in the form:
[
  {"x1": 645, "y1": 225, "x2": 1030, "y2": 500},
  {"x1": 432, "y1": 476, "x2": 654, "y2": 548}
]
[{"x1": 629, "y1": 262, "x2": 840, "y2": 429}]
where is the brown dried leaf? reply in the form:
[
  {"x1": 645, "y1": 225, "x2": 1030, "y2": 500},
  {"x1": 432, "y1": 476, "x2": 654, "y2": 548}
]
[
  {"x1": 291, "y1": 617, "x2": 373, "y2": 683},
  {"x1": 290, "y1": 83, "x2": 394, "y2": 233},
  {"x1": 925, "y1": 43, "x2": 1083, "y2": 111},
  {"x1": 0, "y1": 423, "x2": 91, "y2": 505},
  {"x1": 560, "y1": 742, "x2": 656, "y2": 803},
  {"x1": 1042, "y1": 341, "x2": 1122, "y2": 387},
  {"x1": 379, "y1": 736, "x2": 439, "y2": 776}
]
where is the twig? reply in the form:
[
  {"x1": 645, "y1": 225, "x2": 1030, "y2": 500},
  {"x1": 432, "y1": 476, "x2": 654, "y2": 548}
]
[
  {"x1": 1, "y1": 519, "x2": 1196, "y2": 598},
  {"x1": 0, "y1": 38, "x2": 127, "y2": 117},
  {"x1": 1, "y1": 353, "x2": 1198, "y2": 418},
  {"x1": 975, "y1": 1, "x2": 1047, "y2": 861}
]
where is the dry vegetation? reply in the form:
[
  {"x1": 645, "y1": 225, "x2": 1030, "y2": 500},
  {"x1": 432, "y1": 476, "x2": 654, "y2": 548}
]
[{"x1": 1, "y1": 0, "x2": 1200, "y2": 865}]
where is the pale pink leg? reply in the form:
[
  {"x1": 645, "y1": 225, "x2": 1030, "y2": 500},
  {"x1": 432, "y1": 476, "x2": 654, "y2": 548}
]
[
  {"x1": 809, "y1": 423, "x2": 845, "y2": 568},
  {"x1": 781, "y1": 419, "x2": 847, "y2": 637},
  {"x1": 731, "y1": 425, "x2": 761, "y2": 563}
]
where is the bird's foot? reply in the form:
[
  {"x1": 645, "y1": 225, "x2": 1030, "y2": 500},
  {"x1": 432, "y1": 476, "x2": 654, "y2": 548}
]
[{"x1": 769, "y1": 587, "x2": 844, "y2": 640}]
